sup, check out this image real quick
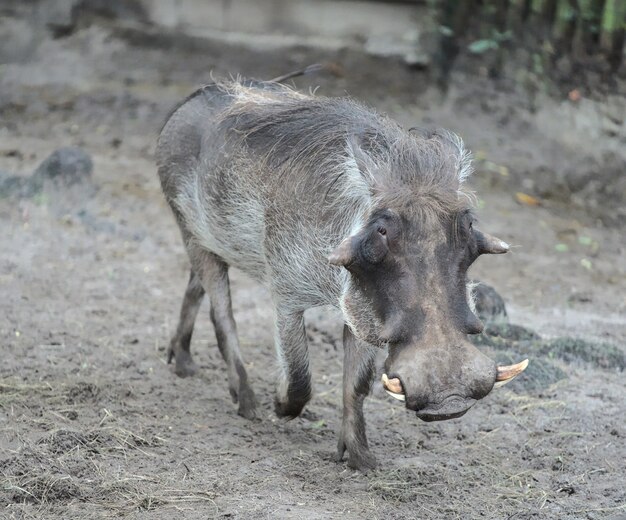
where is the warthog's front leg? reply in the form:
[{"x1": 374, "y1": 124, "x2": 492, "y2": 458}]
[
  {"x1": 273, "y1": 308, "x2": 312, "y2": 419},
  {"x1": 335, "y1": 325, "x2": 377, "y2": 471}
]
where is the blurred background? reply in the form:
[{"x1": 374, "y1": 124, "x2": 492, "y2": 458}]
[{"x1": 1, "y1": 1, "x2": 625, "y2": 519}]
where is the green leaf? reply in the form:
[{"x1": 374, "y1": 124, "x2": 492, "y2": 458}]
[
  {"x1": 578, "y1": 235, "x2": 592, "y2": 246},
  {"x1": 311, "y1": 419, "x2": 326, "y2": 429},
  {"x1": 493, "y1": 30, "x2": 513, "y2": 42},
  {"x1": 468, "y1": 39, "x2": 498, "y2": 54},
  {"x1": 580, "y1": 258, "x2": 593, "y2": 271},
  {"x1": 555, "y1": 243, "x2": 569, "y2": 252}
]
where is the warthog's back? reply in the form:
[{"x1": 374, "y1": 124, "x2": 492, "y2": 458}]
[{"x1": 156, "y1": 80, "x2": 466, "y2": 307}]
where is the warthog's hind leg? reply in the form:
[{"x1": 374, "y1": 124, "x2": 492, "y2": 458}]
[
  {"x1": 200, "y1": 250, "x2": 257, "y2": 419},
  {"x1": 167, "y1": 270, "x2": 205, "y2": 377},
  {"x1": 170, "y1": 245, "x2": 257, "y2": 419}
]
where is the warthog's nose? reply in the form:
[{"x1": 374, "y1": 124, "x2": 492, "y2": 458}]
[{"x1": 382, "y1": 341, "x2": 528, "y2": 420}]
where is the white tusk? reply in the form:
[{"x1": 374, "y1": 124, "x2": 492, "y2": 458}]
[
  {"x1": 382, "y1": 373, "x2": 406, "y2": 401},
  {"x1": 381, "y1": 373, "x2": 403, "y2": 393},
  {"x1": 494, "y1": 359, "x2": 529, "y2": 388},
  {"x1": 493, "y1": 378, "x2": 516, "y2": 389},
  {"x1": 384, "y1": 389, "x2": 406, "y2": 402}
]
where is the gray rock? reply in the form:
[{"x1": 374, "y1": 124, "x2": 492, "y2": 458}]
[
  {"x1": 40, "y1": 0, "x2": 77, "y2": 37},
  {"x1": 32, "y1": 147, "x2": 93, "y2": 189},
  {"x1": 0, "y1": 171, "x2": 29, "y2": 197},
  {"x1": 471, "y1": 281, "x2": 508, "y2": 323}
]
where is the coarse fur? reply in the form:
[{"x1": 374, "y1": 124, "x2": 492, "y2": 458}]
[
  {"x1": 156, "y1": 78, "x2": 501, "y2": 470},
  {"x1": 161, "y1": 81, "x2": 472, "y2": 306}
]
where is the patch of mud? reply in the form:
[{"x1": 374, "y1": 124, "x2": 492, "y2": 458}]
[
  {"x1": 477, "y1": 322, "x2": 625, "y2": 371},
  {"x1": 0, "y1": 146, "x2": 95, "y2": 199},
  {"x1": 483, "y1": 322, "x2": 541, "y2": 342}
]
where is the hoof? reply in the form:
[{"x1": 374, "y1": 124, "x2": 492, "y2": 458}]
[
  {"x1": 237, "y1": 385, "x2": 258, "y2": 420},
  {"x1": 168, "y1": 344, "x2": 198, "y2": 378},
  {"x1": 174, "y1": 357, "x2": 198, "y2": 378},
  {"x1": 274, "y1": 382, "x2": 311, "y2": 419},
  {"x1": 274, "y1": 396, "x2": 308, "y2": 420},
  {"x1": 347, "y1": 450, "x2": 377, "y2": 472},
  {"x1": 336, "y1": 438, "x2": 377, "y2": 472}
]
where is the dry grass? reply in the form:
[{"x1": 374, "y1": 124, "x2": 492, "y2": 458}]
[
  {"x1": 2, "y1": 472, "x2": 218, "y2": 516},
  {"x1": 1, "y1": 426, "x2": 217, "y2": 517},
  {"x1": 92, "y1": 480, "x2": 217, "y2": 514},
  {"x1": 0, "y1": 378, "x2": 217, "y2": 515}
]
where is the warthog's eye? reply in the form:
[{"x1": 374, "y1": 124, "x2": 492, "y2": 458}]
[
  {"x1": 377, "y1": 226, "x2": 387, "y2": 236},
  {"x1": 457, "y1": 211, "x2": 475, "y2": 244},
  {"x1": 464, "y1": 212, "x2": 475, "y2": 233}
]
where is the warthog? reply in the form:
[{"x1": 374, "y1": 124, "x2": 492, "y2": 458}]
[{"x1": 156, "y1": 69, "x2": 527, "y2": 470}]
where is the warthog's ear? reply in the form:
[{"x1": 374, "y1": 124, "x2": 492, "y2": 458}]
[
  {"x1": 474, "y1": 229, "x2": 509, "y2": 254},
  {"x1": 328, "y1": 236, "x2": 355, "y2": 266},
  {"x1": 328, "y1": 226, "x2": 389, "y2": 268}
]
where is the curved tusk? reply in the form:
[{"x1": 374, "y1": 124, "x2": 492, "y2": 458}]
[
  {"x1": 382, "y1": 374, "x2": 405, "y2": 401},
  {"x1": 385, "y1": 389, "x2": 406, "y2": 402},
  {"x1": 494, "y1": 359, "x2": 529, "y2": 388},
  {"x1": 382, "y1": 373, "x2": 403, "y2": 394}
]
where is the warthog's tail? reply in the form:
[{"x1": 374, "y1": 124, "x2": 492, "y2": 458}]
[{"x1": 270, "y1": 63, "x2": 342, "y2": 83}]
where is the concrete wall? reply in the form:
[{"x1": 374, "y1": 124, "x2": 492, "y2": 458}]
[
  {"x1": 146, "y1": 0, "x2": 420, "y2": 38},
  {"x1": 141, "y1": 0, "x2": 429, "y2": 62}
]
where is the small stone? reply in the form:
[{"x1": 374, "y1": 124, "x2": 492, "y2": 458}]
[
  {"x1": 471, "y1": 281, "x2": 507, "y2": 323},
  {"x1": 32, "y1": 147, "x2": 93, "y2": 187},
  {"x1": 0, "y1": 171, "x2": 28, "y2": 197},
  {"x1": 568, "y1": 290, "x2": 592, "y2": 303}
]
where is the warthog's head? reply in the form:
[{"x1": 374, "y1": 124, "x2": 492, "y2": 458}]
[{"x1": 330, "y1": 132, "x2": 527, "y2": 421}]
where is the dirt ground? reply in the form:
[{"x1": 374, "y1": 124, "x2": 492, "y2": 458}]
[{"x1": 1, "y1": 20, "x2": 625, "y2": 520}]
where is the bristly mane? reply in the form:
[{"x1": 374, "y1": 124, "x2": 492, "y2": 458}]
[{"x1": 215, "y1": 81, "x2": 473, "y2": 219}]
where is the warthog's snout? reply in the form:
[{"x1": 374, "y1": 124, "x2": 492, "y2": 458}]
[{"x1": 382, "y1": 342, "x2": 528, "y2": 421}]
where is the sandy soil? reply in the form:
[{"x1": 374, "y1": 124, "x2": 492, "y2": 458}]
[{"x1": 1, "y1": 21, "x2": 625, "y2": 519}]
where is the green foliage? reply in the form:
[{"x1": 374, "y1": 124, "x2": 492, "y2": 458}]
[
  {"x1": 434, "y1": 0, "x2": 624, "y2": 81},
  {"x1": 602, "y1": 0, "x2": 619, "y2": 33},
  {"x1": 468, "y1": 39, "x2": 499, "y2": 53},
  {"x1": 467, "y1": 30, "x2": 512, "y2": 54},
  {"x1": 439, "y1": 24, "x2": 454, "y2": 37}
]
